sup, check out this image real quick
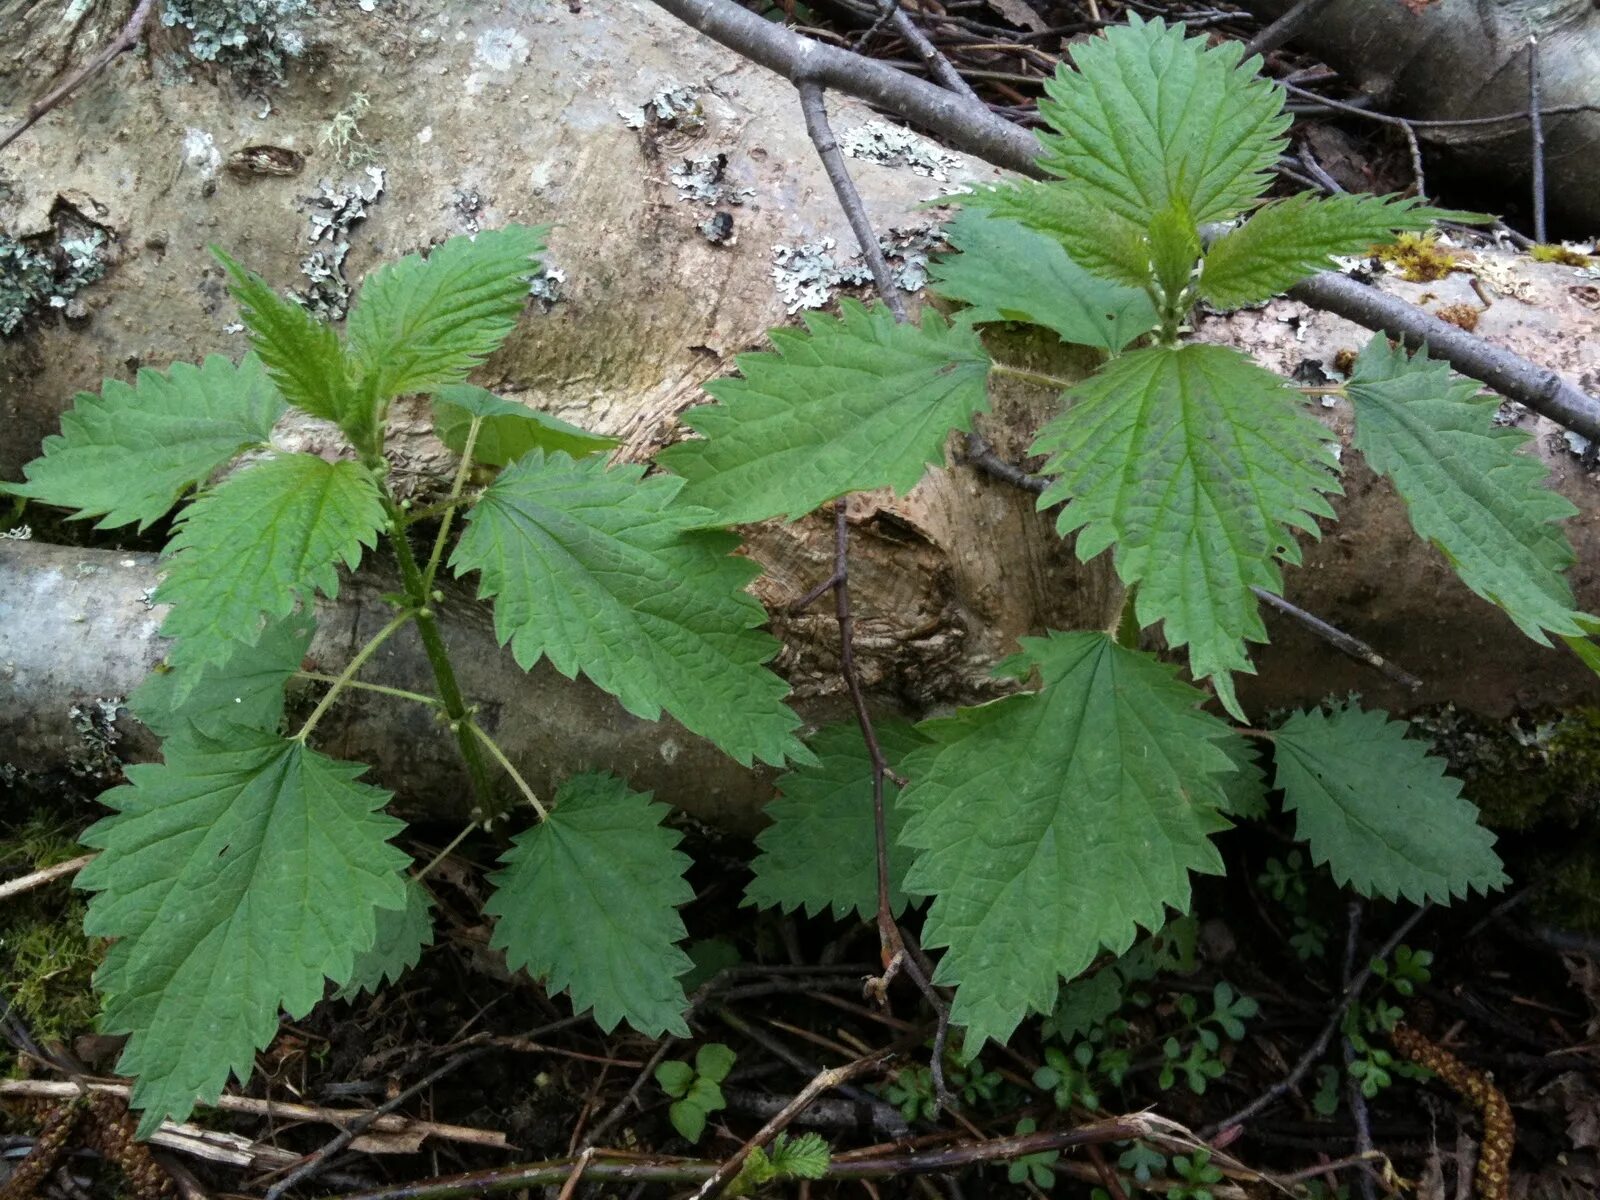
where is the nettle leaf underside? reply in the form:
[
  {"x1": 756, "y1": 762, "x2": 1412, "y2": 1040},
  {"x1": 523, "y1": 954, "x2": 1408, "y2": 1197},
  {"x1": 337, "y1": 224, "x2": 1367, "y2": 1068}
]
[
  {"x1": 1346, "y1": 337, "x2": 1592, "y2": 643},
  {"x1": 745, "y1": 721, "x2": 929, "y2": 921},
  {"x1": 451, "y1": 450, "x2": 808, "y2": 768},
  {"x1": 155, "y1": 454, "x2": 386, "y2": 679},
  {"x1": 487, "y1": 773, "x2": 695, "y2": 1037},
  {"x1": 928, "y1": 208, "x2": 1158, "y2": 351},
  {"x1": 1273, "y1": 704, "x2": 1507, "y2": 904},
  {"x1": 899, "y1": 632, "x2": 1235, "y2": 1052},
  {"x1": 658, "y1": 300, "x2": 992, "y2": 526},
  {"x1": 3, "y1": 354, "x2": 284, "y2": 531},
  {"x1": 78, "y1": 730, "x2": 408, "y2": 1134},
  {"x1": 1033, "y1": 343, "x2": 1341, "y2": 717},
  {"x1": 431, "y1": 384, "x2": 619, "y2": 468},
  {"x1": 1034, "y1": 13, "x2": 1290, "y2": 225}
]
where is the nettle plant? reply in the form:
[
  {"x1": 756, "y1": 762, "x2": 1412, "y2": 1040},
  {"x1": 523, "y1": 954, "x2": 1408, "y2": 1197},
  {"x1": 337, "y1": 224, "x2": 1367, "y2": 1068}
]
[{"x1": 6, "y1": 14, "x2": 1595, "y2": 1135}]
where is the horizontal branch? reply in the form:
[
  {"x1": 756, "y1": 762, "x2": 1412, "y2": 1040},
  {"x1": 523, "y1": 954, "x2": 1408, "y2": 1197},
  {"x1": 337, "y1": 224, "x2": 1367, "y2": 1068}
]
[{"x1": 649, "y1": 0, "x2": 1600, "y2": 440}]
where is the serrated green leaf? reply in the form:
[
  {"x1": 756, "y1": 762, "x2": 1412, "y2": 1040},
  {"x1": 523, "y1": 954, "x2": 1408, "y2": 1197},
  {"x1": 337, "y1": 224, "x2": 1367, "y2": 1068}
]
[
  {"x1": 768, "y1": 1132, "x2": 830, "y2": 1180},
  {"x1": 335, "y1": 878, "x2": 434, "y2": 1001},
  {"x1": 155, "y1": 454, "x2": 386, "y2": 679},
  {"x1": 130, "y1": 611, "x2": 313, "y2": 738},
  {"x1": 899, "y1": 632, "x2": 1233, "y2": 1051},
  {"x1": 1200, "y1": 193, "x2": 1446, "y2": 310},
  {"x1": 215, "y1": 251, "x2": 359, "y2": 429},
  {"x1": 451, "y1": 451, "x2": 807, "y2": 767},
  {"x1": 696, "y1": 1043, "x2": 736, "y2": 1083},
  {"x1": 745, "y1": 721, "x2": 927, "y2": 921},
  {"x1": 1214, "y1": 733, "x2": 1268, "y2": 820},
  {"x1": 957, "y1": 182, "x2": 1155, "y2": 289},
  {"x1": 347, "y1": 225, "x2": 546, "y2": 401},
  {"x1": 927, "y1": 209, "x2": 1157, "y2": 351},
  {"x1": 76, "y1": 729, "x2": 408, "y2": 1134},
  {"x1": 431, "y1": 385, "x2": 618, "y2": 467},
  {"x1": 1273, "y1": 705, "x2": 1507, "y2": 904},
  {"x1": 1034, "y1": 14, "x2": 1289, "y2": 224},
  {"x1": 1043, "y1": 967, "x2": 1125, "y2": 1042},
  {"x1": 656, "y1": 1060, "x2": 694, "y2": 1098},
  {"x1": 1147, "y1": 199, "x2": 1201, "y2": 308},
  {"x1": 1034, "y1": 344, "x2": 1341, "y2": 717},
  {"x1": 486, "y1": 773, "x2": 694, "y2": 1037},
  {"x1": 3, "y1": 354, "x2": 284, "y2": 530},
  {"x1": 657, "y1": 301, "x2": 991, "y2": 525},
  {"x1": 1346, "y1": 337, "x2": 1591, "y2": 643}
]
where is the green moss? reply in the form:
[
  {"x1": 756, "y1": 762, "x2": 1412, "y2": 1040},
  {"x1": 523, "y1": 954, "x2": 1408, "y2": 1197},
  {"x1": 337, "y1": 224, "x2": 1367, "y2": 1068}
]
[
  {"x1": 1530, "y1": 243, "x2": 1594, "y2": 267},
  {"x1": 1372, "y1": 233, "x2": 1458, "y2": 283},
  {"x1": 0, "y1": 812, "x2": 101, "y2": 1068}
]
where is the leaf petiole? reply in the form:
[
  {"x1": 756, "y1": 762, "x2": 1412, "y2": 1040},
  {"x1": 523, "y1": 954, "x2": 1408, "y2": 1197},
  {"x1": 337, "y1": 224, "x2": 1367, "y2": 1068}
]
[
  {"x1": 989, "y1": 362, "x2": 1080, "y2": 392},
  {"x1": 293, "y1": 610, "x2": 415, "y2": 742},
  {"x1": 421, "y1": 414, "x2": 483, "y2": 596},
  {"x1": 293, "y1": 671, "x2": 440, "y2": 708},
  {"x1": 467, "y1": 719, "x2": 548, "y2": 820}
]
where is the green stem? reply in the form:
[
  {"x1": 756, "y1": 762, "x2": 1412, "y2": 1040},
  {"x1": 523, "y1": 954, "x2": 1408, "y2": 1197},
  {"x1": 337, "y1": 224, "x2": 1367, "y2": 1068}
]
[
  {"x1": 468, "y1": 720, "x2": 548, "y2": 820},
  {"x1": 989, "y1": 362, "x2": 1080, "y2": 392},
  {"x1": 382, "y1": 494, "x2": 500, "y2": 812},
  {"x1": 421, "y1": 415, "x2": 483, "y2": 596},
  {"x1": 294, "y1": 611, "x2": 414, "y2": 742},
  {"x1": 294, "y1": 672, "x2": 441, "y2": 707},
  {"x1": 413, "y1": 822, "x2": 479, "y2": 883}
]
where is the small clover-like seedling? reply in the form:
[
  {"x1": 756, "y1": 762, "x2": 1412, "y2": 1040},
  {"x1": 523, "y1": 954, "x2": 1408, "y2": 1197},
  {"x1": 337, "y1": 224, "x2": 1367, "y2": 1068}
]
[
  {"x1": 1005, "y1": 1118, "x2": 1060, "y2": 1188},
  {"x1": 1171, "y1": 1149, "x2": 1225, "y2": 1200},
  {"x1": 1034, "y1": 1043, "x2": 1100, "y2": 1110},
  {"x1": 655, "y1": 1043, "x2": 736, "y2": 1143}
]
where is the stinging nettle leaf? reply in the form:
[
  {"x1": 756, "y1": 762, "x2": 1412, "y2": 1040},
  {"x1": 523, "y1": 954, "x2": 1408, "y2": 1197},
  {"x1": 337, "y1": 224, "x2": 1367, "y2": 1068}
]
[
  {"x1": 3, "y1": 354, "x2": 284, "y2": 531},
  {"x1": 215, "y1": 250, "x2": 360, "y2": 429},
  {"x1": 155, "y1": 454, "x2": 386, "y2": 680},
  {"x1": 1346, "y1": 337, "x2": 1592, "y2": 644},
  {"x1": 899, "y1": 632, "x2": 1234, "y2": 1052},
  {"x1": 431, "y1": 384, "x2": 618, "y2": 468},
  {"x1": 657, "y1": 300, "x2": 992, "y2": 526},
  {"x1": 335, "y1": 877, "x2": 435, "y2": 1001},
  {"x1": 927, "y1": 209, "x2": 1158, "y2": 352},
  {"x1": 487, "y1": 773, "x2": 695, "y2": 1037},
  {"x1": 77, "y1": 729, "x2": 408, "y2": 1134},
  {"x1": 347, "y1": 225, "x2": 546, "y2": 402},
  {"x1": 452, "y1": 450, "x2": 808, "y2": 768},
  {"x1": 1273, "y1": 704, "x2": 1507, "y2": 904},
  {"x1": 745, "y1": 721, "x2": 929, "y2": 921},
  {"x1": 1199, "y1": 193, "x2": 1447, "y2": 310},
  {"x1": 1033, "y1": 344, "x2": 1341, "y2": 717},
  {"x1": 1034, "y1": 14, "x2": 1290, "y2": 225},
  {"x1": 131, "y1": 610, "x2": 314, "y2": 739},
  {"x1": 957, "y1": 182, "x2": 1155, "y2": 290}
]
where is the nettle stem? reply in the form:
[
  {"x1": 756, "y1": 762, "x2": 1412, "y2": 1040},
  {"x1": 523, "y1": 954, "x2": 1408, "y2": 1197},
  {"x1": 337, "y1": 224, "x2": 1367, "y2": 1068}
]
[{"x1": 382, "y1": 493, "x2": 501, "y2": 812}]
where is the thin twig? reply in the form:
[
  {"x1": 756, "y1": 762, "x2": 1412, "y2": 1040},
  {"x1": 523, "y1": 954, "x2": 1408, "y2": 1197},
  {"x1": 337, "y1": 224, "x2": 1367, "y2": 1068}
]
[
  {"x1": 1251, "y1": 588, "x2": 1423, "y2": 692},
  {"x1": 260, "y1": 1047, "x2": 494, "y2": 1200},
  {"x1": 880, "y1": 0, "x2": 982, "y2": 102},
  {"x1": 796, "y1": 81, "x2": 907, "y2": 320},
  {"x1": 1340, "y1": 903, "x2": 1378, "y2": 1200},
  {"x1": 690, "y1": 1051, "x2": 891, "y2": 1199},
  {"x1": 795, "y1": 74, "x2": 955, "y2": 1108},
  {"x1": 0, "y1": 855, "x2": 93, "y2": 903},
  {"x1": 1204, "y1": 905, "x2": 1430, "y2": 1138},
  {"x1": 1242, "y1": 0, "x2": 1335, "y2": 58},
  {"x1": 0, "y1": 0, "x2": 159, "y2": 153},
  {"x1": 1527, "y1": 37, "x2": 1547, "y2": 245}
]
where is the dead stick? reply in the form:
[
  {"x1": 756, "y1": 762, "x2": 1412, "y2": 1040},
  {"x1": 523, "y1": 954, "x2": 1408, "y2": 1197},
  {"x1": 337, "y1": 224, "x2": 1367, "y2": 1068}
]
[
  {"x1": 0, "y1": 0, "x2": 159, "y2": 153},
  {"x1": 0, "y1": 855, "x2": 93, "y2": 903},
  {"x1": 1528, "y1": 37, "x2": 1547, "y2": 245}
]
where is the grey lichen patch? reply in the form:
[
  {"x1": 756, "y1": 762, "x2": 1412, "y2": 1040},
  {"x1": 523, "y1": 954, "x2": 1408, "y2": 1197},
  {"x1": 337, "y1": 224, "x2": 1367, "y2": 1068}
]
[
  {"x1": 669, "y1": 154, "x2": 752, "y2": 208},
  {"x1": 1, "y1": 219, "x2": 109, "y2": 336},
  {"x1": 770, "y1": 224, "x2": 944, "y2": 313},
  {"x1": 839, "y1": 120, "x2": 960, "y2": 182},
  {"x1": 161, "y1": 0, "x2": 312, "y2": 81},
  {"x1": 66, "y1": 697, "x2": 124, "y2": 780},
  {"x1": 620, "y1": 84, "x2": 705, "y2": 134},
  {"x1": 528, "y1": 264, "x2": 566, "y2": 310},
  {"x1": 296, "y1": 166, "x2": 385, "y2": 319}
]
